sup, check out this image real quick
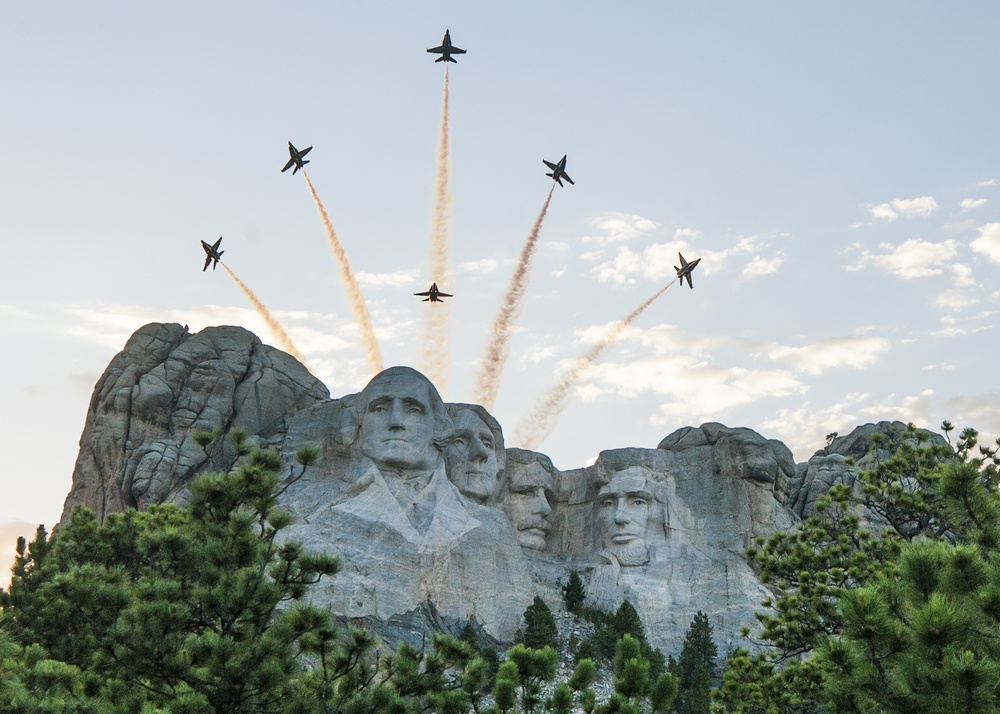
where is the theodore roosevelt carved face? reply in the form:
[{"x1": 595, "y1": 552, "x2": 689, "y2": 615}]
[{"x1": 500, "y1": 461, "x2": 553, "y2": 551}]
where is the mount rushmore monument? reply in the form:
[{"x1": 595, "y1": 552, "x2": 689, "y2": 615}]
[{"x1": 61, "y1": 322, "x2": 927, "y2": 654}]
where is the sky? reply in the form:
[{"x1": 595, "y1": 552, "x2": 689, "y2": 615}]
[{"x1": 2, "y1": 2, "x2": 999, "y2": 534}]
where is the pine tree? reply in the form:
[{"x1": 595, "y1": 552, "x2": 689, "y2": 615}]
[
  {"x1": 522, "y1": 595, "x2": 558, "y2": 650},
  {"x1": 562, "y1": 570, "x2": 586, "y2": 614},
  {"x1": 674, "y1": 611, "x2": 718, "y2": 714}
]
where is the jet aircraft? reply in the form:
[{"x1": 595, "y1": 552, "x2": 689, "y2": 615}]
[
  {"x1": 674, "y1": 253, "x2": 702, "y2": 289},
  {"x1": 201, "y1": 237, "x2": 223, "y2": 272},
  {"x1": 543, "y1": 155, "x2": 574, "y2": 187},
  {"x1": 414, "y1": 283, "x2": 452, "y2": 302},
  {"x1": 281, "y1": 142, "x2": 312, "y2": 174},
  {"x1": 426, "y1": 29, "x2": 466, "y2": 63}
]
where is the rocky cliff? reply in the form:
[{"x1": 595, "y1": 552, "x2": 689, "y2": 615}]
[{"x1": 60, "y1": 323, "x2": 911, "y2": 656}]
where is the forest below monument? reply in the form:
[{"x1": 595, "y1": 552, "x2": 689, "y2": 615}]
[{"x1": 1, "y1": 421, "x2": 1000, "y2": 713}]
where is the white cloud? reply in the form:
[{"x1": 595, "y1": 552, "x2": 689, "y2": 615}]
[
  {"x1": 870, "y1": 196, "x2": 939, "y2": 221},
  {"x1": 764, "y1": 336, "x2": 891, "y2": 375},
  {"x1": 582, "y1": 213, "x2": 659, "y2": 244},
  {"x1": 518, "y1": 345, "x2": 556, "y2": 366},
  {"x1": 961, "y1": 198, "x2": 988, "y2": 210},
  {"x1": 932, "y1": 263, "x2": 980, "y2": 310},
  {"x1": 589, "y1": 234, "x2": 775, "y2": 284},
  {"x1": 457, "y1": 258, "x2": 499, "y2": 274},
  {"x1": 849, "y1": 238, "x2": 959, "y2": 279},
  {"x1": 977, "y1": 179, "x2": 998, "y2": 187},
  {"x1": 355, "y1": 269, "x2": 420, "y2": 287},
  {"x1": 759, "y1": 393, "x2": 872, "y2": 461},
  {"x1": 742, "y1": 253, "x2": 786, "y2": 278},
  {"x1": 970, "y1": 223, "x2": 1000, "y2": 264}
]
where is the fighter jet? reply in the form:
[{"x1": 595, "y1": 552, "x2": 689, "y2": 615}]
[
  {"x1": 414, "y1": 283, "x2": 453, "y2": 302},
  {"x1": 426, "y1": 29, "x2": 466, "y2": 63},
  {"x1": 674, "y1": 252, "x2": 702, "y2": 289},
  {"x1": 281, "y1": 142, "x2": 312, "y2": 174},
  {"x1": 201, "y1": 237, "x2": 223, "y2": 272},
  {"x1": 543, "y1": 155, "x2": 574, "y2": 187}
]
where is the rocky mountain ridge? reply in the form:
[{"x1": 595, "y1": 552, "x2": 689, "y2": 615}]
[{"x1": 60, "y1": 323, "x2": 942, "y2": 656}]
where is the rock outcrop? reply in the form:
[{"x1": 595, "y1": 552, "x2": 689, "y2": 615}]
[{"x1": 60, "y1": 323, "x2": 925, "y2": 656}]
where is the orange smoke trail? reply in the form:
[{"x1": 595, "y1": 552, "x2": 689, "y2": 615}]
[
  {"x1": 222, "y1": 263, "x2": 310, "y2": 368},
  {"x1": 302, "y1": 171, "x2": 383, "y2": 376},
  {"x1": 471, "y1": 183, "x2": 557, "y2": 410},
  {"x1": 513, "y1": 279, "x2": 677, "y2": 451},
  {"x1": 421, "y1": 64, "x2": 453, "y2": 396}
]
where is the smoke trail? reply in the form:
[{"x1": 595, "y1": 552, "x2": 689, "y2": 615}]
[
  {"x1": 420, "y1": 64, "x2": 453, "y2": 396},
  {"x1": 513, "y1": 279, "x2": 677, "y2": 451},
  {"x1": 471, "y1": 183, "x2": 556, "y2": 410},
  {"x1": 302, "y1": 171, "x2": 384, "y2": 376},
  {"x1": 222, "y1": 262, "x2": 310, "y2": 368}
]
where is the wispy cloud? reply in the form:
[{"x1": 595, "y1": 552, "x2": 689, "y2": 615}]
[
  {"x1": 932, "y1": 264, "x2": 980, "y2": 310},
  {"x1": 870, "y1": 196, "x2": 939, "y2": 221},
  {"x1": 977, "y1": 179, "x2": 998, "y2": 188},
  {"x1": 457, "y1": 258, "x2": 499, "y2": 274},
  {"x1": 582, "y1": 212, "x2": 659, "y2": 245},
  {"x1": 847, "y1": 238, "x2": 959, "y2": 278},
  {"x1": 742, "y1": 252, "x2": 786, "y2": 278},
  {"x1": 759, "y1": 393, "x2": 871, "y2": 460},
  {"x1": 970, "y1": 222, "x2": 1000, "y2": 264},
  {"x1": 588, "y1": 233, "x2": 779, "y2": 284},
  {"x1": 354, "y1": 269, "x2": 420, "y2": 288},
  {"x1": 763, "y1": 335, "x2": 891, "y2": 375},
  {"x1": 961, "y1": 198, "x2": 988, "y2": 210}
]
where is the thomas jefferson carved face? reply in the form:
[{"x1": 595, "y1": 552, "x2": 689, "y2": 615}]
[
  {"x1": 501, "y1": 462, "x2": 553, "y2": 550},
  {"x1": 358, "y1": 368, "x2": 440, "y2": 473},
  {"x1": 446, "y1": 408, "x2": 501, "y2": 503},
  {"x1": 598, "y1": 467, "x2": 652, "y2": 566}
]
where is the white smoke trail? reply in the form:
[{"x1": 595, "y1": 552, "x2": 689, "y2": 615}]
[
  {"x1": 472, "y1": 183, "x2": 556, "y2": 410},
  {"x1": 420, "y1": 64, "x2": 453, "y2": 396},
  {"x1": 302, "y1": 171, "x2": 384, "y2": 377},
  {"x1": 513, "y1": 280, "x2": 677, "y2": 451},
  {"x1": 222, "y1": 263, "x2": 311, "y2": 369}
]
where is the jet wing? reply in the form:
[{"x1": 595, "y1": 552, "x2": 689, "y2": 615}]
[
  {"x1": 203, "y1": 255, "x2": 212, "y2": 272},
  {"x1": 414, "y1": 291, "x2": 431, "y2": 297},
  {"x1": 684, "y1": 273, "x2": 693, "y2": 288},
  {"x1": 437, "y1": 292, "x2": 453, "y2": 298},
  {"x1": 561, "y1": 173, "x2": 575, "y2": 185},
  {"x1": 211, "y1": 237, "x2": 223, "y2": 251},
  {"x1": 281, "y1": 158, "x2": 295, "y2": 172},
  {"x1": 543, "y1": 159, "x2": 559, "y2": 171},
  {"x1": 298, "y1": 146, "x2": 312, "y2": 158}
]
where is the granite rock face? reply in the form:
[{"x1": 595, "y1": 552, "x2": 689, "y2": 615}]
[
  {"x1": 785, "y1": 421, "x2": 950, "y2": 521},
  {"x1": 63, "y1": 323, "x2": 918, "y2": 655},
  {"x1": 62, "y1": 323, "x2": 329, "y2": 521}
]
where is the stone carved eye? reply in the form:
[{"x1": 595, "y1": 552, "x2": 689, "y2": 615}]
[{"x1": 630, "y1": 497, "x2": 648, "y2": 507}]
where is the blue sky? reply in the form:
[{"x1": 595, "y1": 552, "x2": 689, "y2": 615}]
[{"x1": 2, "y1": 2, "x2": 999, "y2": 530}]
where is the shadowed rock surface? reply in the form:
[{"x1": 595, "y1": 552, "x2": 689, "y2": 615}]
[{"x1": 61, "y1": 323, "x2": 937, "y2": 655}]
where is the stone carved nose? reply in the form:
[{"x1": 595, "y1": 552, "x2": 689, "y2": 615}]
[
  {"x1": 614, "y1": 504, "x2": 628, "y2": 524},
  {"x1": 535, "y1": 493, "x2": 551, "y2": 515},
  {"x1": 469, "y1": 437, "x2": 488, "y2": 462},
  {"x1": 388, "y1": 400, "x2": 405, "y2": 428}
]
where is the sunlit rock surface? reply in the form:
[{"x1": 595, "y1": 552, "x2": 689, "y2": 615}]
[{"x1": 61, "y1": 323, "x2": 933, "y2": 653}]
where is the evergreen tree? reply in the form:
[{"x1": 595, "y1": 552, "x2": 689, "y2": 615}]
[
  {"x1": 1, "y1": 442, "x2": 342, "y2": 712},
  {"x1": 522, "y1": 595, "x2": 558, "y2": 650},
  {"x1": 562, "y1": 570, "x2": 586, "y2": 614},
  {"x1": 715, "y1": 423, "x2": 1000, "y2": 713},
  {"x1": 673, "y1": 611, "x2": 717, "y2": 714}
]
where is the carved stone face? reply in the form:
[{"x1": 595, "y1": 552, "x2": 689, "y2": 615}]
[
  {"x1": 358, "y1": 370, "x2": 438, "y2": 472},
  {"x1": 598, "y1": 467, "x2": 652, "y2": 566},
  {"x1": 446, "y1": 409, "x2": 500, "y2": 503},
  {"x1": 501, "y1": 462, "x2": 552, "y2": 550}
]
